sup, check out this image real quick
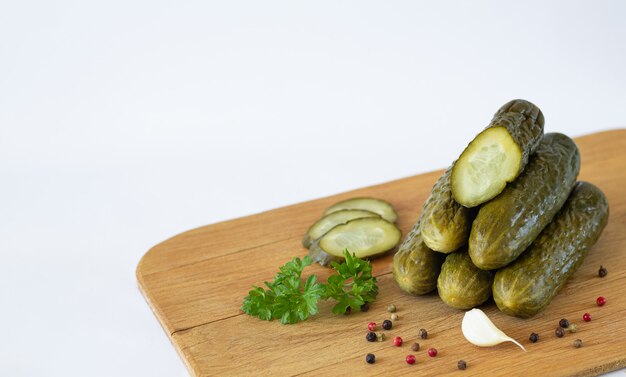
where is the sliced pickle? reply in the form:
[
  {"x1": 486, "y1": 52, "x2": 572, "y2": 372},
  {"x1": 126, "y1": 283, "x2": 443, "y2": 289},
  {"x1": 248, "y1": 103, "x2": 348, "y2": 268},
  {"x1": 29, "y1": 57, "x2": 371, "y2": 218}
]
[
  {"x1": 302, "y1": 209, "x2": 380, "y2": 248},
  {"x1": 324, "y1": 197, "x2": 398, "y2": 223},
  {"x1": 318, "y1": 217, "x2": 401, "y2": 259}
]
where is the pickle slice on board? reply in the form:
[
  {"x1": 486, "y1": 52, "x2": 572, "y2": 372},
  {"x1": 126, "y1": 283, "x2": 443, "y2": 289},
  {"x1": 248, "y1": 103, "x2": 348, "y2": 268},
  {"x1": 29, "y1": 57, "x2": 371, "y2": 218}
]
[
  {"x1": 493, "y1": 182, "x2": 609, "y2": 318},
  {"x1": 393, "y1": 221, "x2": 445, "y2": 295},
  {"x1": 324, "y1": 197, "x2": 398, "y2": 223},
  {"x1": 302, "y1": 209, "x2": 380, "y2": 248},
  {"x1": 317, "y1": 217, "x2": 401, "y2": 259},
  {"x1": 469, "y1": 133, "x2": 580, "y2": 270},
  {"x1": 451, "y1": 99, "x2": 544, "y2": 207},
  {"x1": 420, "y1": 165, "x2": 476, "y2": 253},
  {"x1": 437, "y1": 250, "x2": 494, "y2": 310}
]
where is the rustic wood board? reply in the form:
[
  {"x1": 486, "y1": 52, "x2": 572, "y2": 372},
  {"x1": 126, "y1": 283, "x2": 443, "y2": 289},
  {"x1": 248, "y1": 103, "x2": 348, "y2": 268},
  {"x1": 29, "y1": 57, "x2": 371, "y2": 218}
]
[{"x1": 137, "y1": 130, "x2": 626, "y2": 377}]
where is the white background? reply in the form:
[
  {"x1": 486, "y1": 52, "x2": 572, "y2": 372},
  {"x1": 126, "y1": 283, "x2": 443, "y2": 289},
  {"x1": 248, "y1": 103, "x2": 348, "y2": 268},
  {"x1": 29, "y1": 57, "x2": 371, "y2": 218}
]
[{"x1": 1, "y1": 1, "x2": 625, "y2": 376}]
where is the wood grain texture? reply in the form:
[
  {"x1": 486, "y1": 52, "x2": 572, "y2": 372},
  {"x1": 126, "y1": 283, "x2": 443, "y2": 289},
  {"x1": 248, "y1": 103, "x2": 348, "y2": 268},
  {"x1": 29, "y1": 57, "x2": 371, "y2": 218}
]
[{"x1": 137, "y1": 130, "x2": 626, "y2": 377}]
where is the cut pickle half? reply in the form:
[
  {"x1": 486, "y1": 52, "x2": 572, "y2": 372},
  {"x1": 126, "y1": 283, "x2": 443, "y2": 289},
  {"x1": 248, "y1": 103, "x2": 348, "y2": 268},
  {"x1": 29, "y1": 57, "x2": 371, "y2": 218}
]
[
  {"x1": 302, "y1": 209, "x2": 380, "y2": 248},
  {"x1": 318, "y1": 217, "x2": 401, "y2": 259},
  {"x1": 323, "y1": 197, "x2": 398, "y2": 223},
  {"x1": 451, "y1": 127, "x2": 522, "y2": 207}
]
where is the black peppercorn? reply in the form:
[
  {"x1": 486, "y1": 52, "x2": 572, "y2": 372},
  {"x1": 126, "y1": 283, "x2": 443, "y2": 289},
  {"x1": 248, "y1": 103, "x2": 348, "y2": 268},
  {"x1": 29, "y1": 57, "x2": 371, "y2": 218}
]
[
  {"x1": 344, "y1": 306, "x2": 351, "y2": 315},
  {"x1": 366, "y1": 353, "x2": 376, "y2": 364},
  {"x1": 599, "y1": 265, "x2": 608, "y2": 277},
  {"x1": 366, "y1": 332, "x2": 377, "y2": 342},
  {"x1": 529, "y1": 332, "x2": 539, "y2": 343},
  {"x1": 458, "y1": 360, "x2": 467, "y2": 370},
  {"x1": 360, "y1": 303, "x2": 370, "y2": 312},
  {"x1": 555, "y1": 327, "x2": 565, "y2": 338},
  {"x1": 382, "y1": 320, "x2": 392, "y2": 330},
  {"x1": 574, "y1": 339, "x2": 583, "y2": 348},
  {"x1": 418, "y1": 328, "x2": 428, "y2": 339},
  {"x1": 559, "y1": 318, "x2": 570, "y2": 328},
  {"x1": 411, "y1": 342, "x2": 420, "y2": 352}
]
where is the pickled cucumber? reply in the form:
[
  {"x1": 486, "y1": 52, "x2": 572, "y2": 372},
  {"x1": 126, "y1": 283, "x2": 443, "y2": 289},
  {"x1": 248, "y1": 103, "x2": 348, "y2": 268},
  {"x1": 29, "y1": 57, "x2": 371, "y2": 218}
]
[
  {"x1": 324, "y1": 197, "x2": 398, "y2": 223},
  {"x1": 469, "y1": 133, "x2": 580, "y2": 270},
  {"x1": 493, "y1": 182, "x2": 609, "y2": 318},
  {"x1": 393, "y1": 221, "x2": 445, "y2": 295},
  {"x1": 451, "y1": 99, "x2": 544, "y2": 207},
  {"x1": 318, "y1": 217, "x2": 401, "y2": 259},
  {"x1": 437, "y1": 251, "x2": 494, "y2": 309},
  {"x1": 302, "y1": 209, "x2": 380, "y2": 248}
]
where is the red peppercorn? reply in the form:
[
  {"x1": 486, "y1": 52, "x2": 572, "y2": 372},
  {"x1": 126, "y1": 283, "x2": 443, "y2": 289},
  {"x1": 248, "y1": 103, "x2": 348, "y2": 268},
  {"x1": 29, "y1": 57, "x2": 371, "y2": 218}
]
[
  {"x1": 406, "y1": 355, "x2": 416, "y2": 365},
  {"x1": 583, "y1": 312, "x2": 592, "y2": 322},
  {"x1": 428, "y1": 348, "x2": 438, "y2": 357},
  {"x1": 597, "y1": 296, "x2": 606, "y2": 306},
  {"x1": 368, "y1": 322, "x2": 376, "y2": 331},
  {"x1": 393, "y1": 336, "x2": 403, "y2": 347}
]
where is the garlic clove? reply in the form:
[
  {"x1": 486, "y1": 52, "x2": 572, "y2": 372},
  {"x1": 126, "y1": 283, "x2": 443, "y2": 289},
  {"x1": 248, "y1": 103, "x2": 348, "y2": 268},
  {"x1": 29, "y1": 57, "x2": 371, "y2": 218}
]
[{"x1": 462, "y1": 308, "x2": 526, "y2": 351}]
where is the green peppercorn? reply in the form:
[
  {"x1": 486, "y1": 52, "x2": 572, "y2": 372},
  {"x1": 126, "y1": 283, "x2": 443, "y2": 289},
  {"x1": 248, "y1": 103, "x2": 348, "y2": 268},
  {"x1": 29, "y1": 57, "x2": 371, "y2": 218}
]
[
  {"x1": 458, "y1": 360, "x2": 467, "y2": 370},
  {"x1": 529, "y1": 333, "x2": 539, "y2": 343},
  {"x1": 599, "y1": 265, "x2": 608, "y2": 277},
  {"x1": 411, "y1": 342, "x2": 420, "y2": 352},
  {"x1": 418, "y1": 328, "x2": 428, "y2": 339},
  {"x1": 387, "y1": 304, "x2": 397, "y2": 313},
  {"x1": 366, "y1": 353, "x2": 376, "y2": 364},
  {"x1": 559, "y1": 318, "x2": 569, "y2": 328},
  {"x1": 376, "y1": 332, "x2": 385, "y2": 342},
  {"x1": 390, "y1": 313, "x2": 398, "y2": 321},
  {"x1": 555, "y1": 327, "x2": 565, "y2": 338},
  {"x1": 574, "y1": 339, "x2": 583, "y2": 348},
  {"x1": 568, "y1": 323, "x2": 578, "y2": 333}
]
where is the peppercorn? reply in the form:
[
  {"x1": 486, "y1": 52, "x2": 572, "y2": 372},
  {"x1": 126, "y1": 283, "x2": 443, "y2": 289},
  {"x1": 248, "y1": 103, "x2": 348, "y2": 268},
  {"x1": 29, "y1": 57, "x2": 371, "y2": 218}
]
[
  {"x1": 411, "y1": 342, "x2": 420, "y2": 352},
  {"x1": 598, "y1": 265, "x2": 608, "y2": 277},
  {"x1": 458, "y1": 360, "x2": 467, "y2": 370},
  {"x1": 345, "y1": 306, "x2": 351, "y2": 315},
  {"x1": 559, "y1": 318, "x2": 569, "y2": 328},
  {"x1": 387, "y1": 304, "x2": 397, "y2": 313},
  {"x1": 366, "y1": 353, "x2": 376, "y2": 364},
  {"x1": 405, "y1": 354, "x2": 416, "y2": 365},
  {"x1": 583, "y1": 312, "x2": 592, "y2": 322},
  {"x1": 574, "y1": 339, "x2": 583, "y2": 348},
  {"x1": 597, "y1": 296, "x2": 606, "y2": 306},
  {"x1": 376, "y1": 332, "x2": 385, "y2": 342},
  {"x1": 393, "y1": 336, "x2": 403, "y2": 347},
  {"x1": 555, "y1": 327, "x2": 565, "y2": 338},
  {"x1": 391, "y1": 313, "x2": 398, "y2": 321},
  {"x1": 529, "y1": 333, "x2": 539, "y2": 343},
  {"x1": 382, "y1": 320, "x2": 393, "y2": 330},
  {"x1": 568, "y1": 323, "x2": 578, "y2": 333},
  {"x1": 361, "y1": 303, "x2": 370, "y2": 312},
  {"x1": 427, "y1": 348, "x2": 437, "y2": 357},
  {"x1": 367, "y1": 322, "x2": 376, "y2": 331},
  {"x1": 366, "y1": 332, "x2": 377, "y2": 342},
  {"x1": 418, "y1": 328, "x2": 428, "y2": 339}
]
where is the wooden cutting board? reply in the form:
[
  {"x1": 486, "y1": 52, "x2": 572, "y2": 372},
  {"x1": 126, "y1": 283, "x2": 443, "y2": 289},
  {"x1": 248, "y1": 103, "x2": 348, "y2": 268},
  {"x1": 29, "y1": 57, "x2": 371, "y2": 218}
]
[{"x1": 137, "y1": 129, "x2": 626, "y2": 377}]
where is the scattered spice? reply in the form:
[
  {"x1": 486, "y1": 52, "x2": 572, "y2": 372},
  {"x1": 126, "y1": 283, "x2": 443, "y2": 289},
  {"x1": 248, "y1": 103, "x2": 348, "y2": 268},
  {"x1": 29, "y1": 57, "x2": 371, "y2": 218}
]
[
  {"x1": 428, "y1": 348, "x2": 438, "y2": 357},
  {"x1": 382, "y1": 320, "x2": 393, "y2": 330},
  {"x1": 366, "y1": 353, "x2": 376, "y2": 364},
  {"x1": 529, "y1": 333, "x2": 539, "y2": 343},
  {"x1": 583, "y1": 312, "x2": 592, "y2": 322},
  {"x1": 368, "y1": 322, "x2": 376, "y2": 331},
  {"x1": 574, "y1": 339, "x2": 583, "y2": 348},
  {"x1": 458, "y1": 360, "x2": 467, "y2": 370},
  {"x1": 405, "y1": 354, "x2": 416, "y2": 365},
  {"x1": 393, "y1": 336, "x2": 403, "y2": 347},
  {"x1": 559, "y1": 318, "x2": 569, "y2": 328},
  {"x1": 597, "y1": 296, "x2": 606, "y2": 306},
  {"x1": 419, "y1": 328, "x2": 428, "y2": 339},
  {"x1": 366, "y1": 332, "x2": 377, "y2": 342},
  {"x1": 555, "y1": 327, "x2": 565, "y2": 338},
  {"x1": 391, "y1": 313, "x2": 398, "y2": 321},
  {"x1": 387, "y1": 304, "x2": 397, "y2": 313},
  {"x1": 376, "y1": 332, "x2": 385, "y2": 342},
  {"x1": 361, "y1": 303, "x2": 370, "y2": 312},
  {"x1": 568, "y1": 323, "x2": 578, "y2": 333},
  {"x1": 598, "y1": 265, "x2": 608, "y2": 278},
  {"x1": 411, "y1": 342, "x2": 420, "y2": 352},
  {"x1": 345, "y1": 307, "x2": 351, "y2": 315}
]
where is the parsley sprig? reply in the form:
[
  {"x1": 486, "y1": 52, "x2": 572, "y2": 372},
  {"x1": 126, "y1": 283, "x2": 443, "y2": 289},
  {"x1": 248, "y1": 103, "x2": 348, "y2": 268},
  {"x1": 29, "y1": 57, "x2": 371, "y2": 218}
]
[{"x1": 242, "y1": 250, "x2": 378, "y2": 324}]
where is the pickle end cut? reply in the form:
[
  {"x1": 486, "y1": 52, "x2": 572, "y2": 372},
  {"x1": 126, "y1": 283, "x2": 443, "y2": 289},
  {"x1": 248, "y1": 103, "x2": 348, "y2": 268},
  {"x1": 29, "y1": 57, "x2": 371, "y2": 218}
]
[{"x1": 451, "y1": 127, "x2": 522, "y2": 207}]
